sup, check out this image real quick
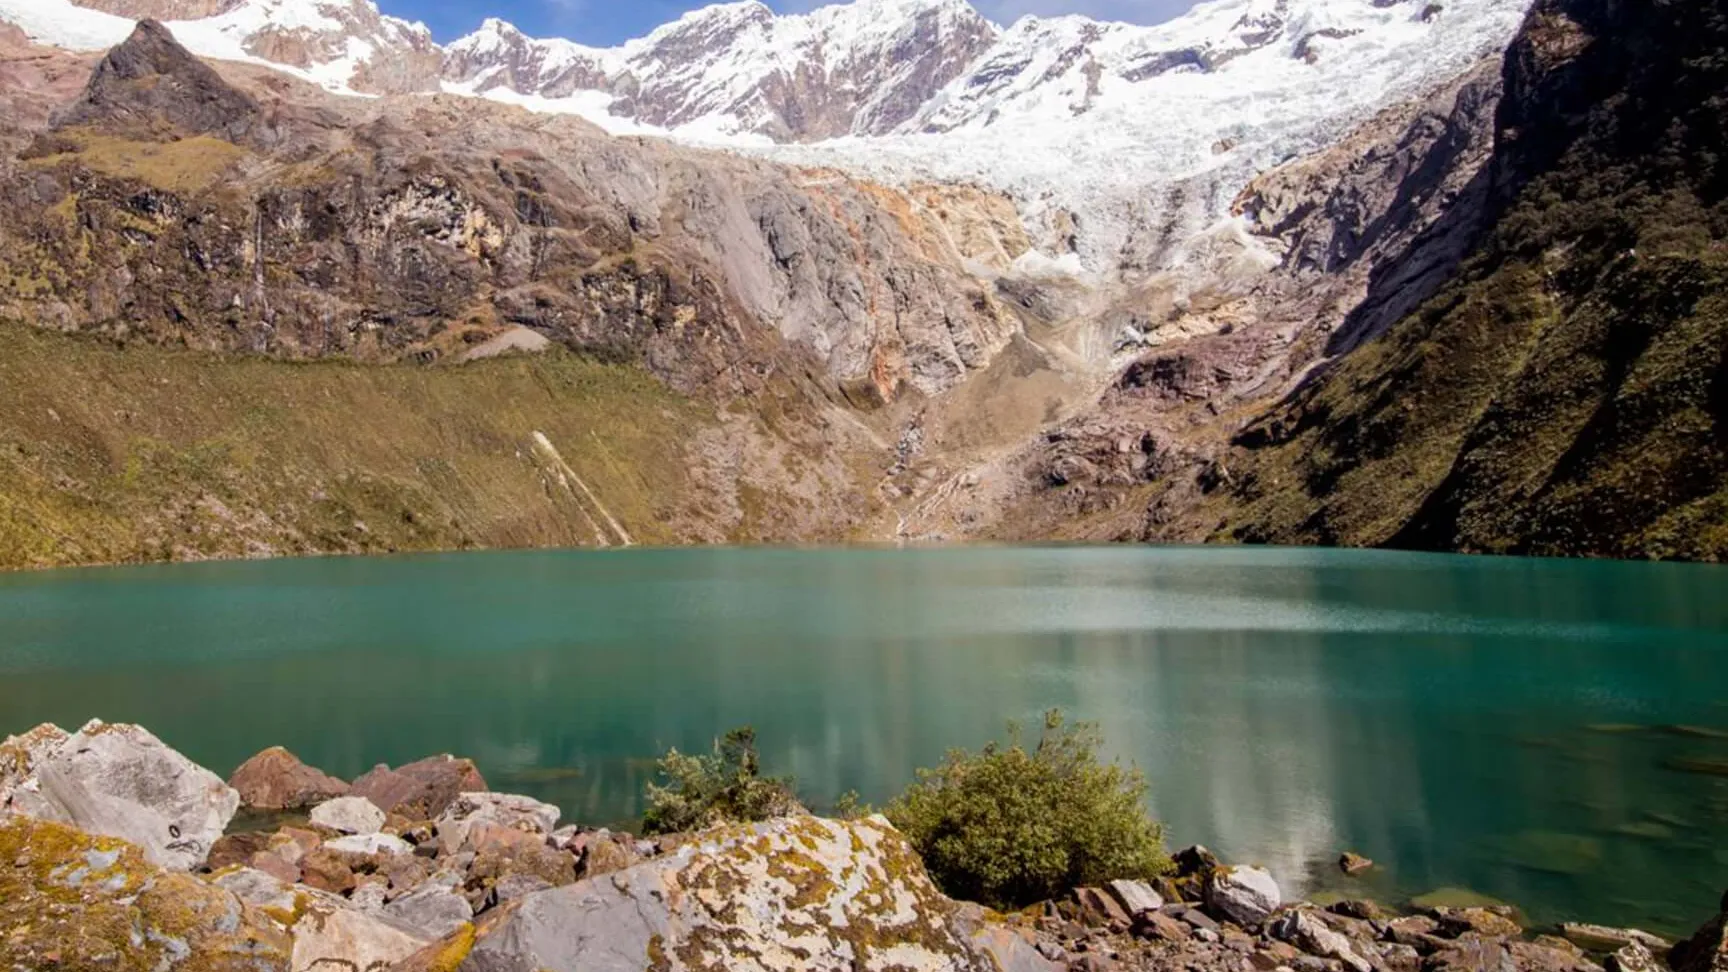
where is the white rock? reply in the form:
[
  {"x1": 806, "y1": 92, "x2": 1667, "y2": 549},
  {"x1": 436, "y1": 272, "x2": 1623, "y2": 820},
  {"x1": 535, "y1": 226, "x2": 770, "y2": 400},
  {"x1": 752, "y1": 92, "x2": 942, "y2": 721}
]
[
  {"x1": 0, "y1": 723, "x2": 69, "y2": 810},
  {"x1": 325, "y1": 832, "x2": 413, "y2": 856},
  {"x1": 310, "y1": 795, "x2": 386, "y2": 835},
  {"x1": 434, "y1": 791, "x2": 560, "y2": 855},
  {"x1": 1206, "y1": 865, "x2": 1282, "y2": 926},
  {"x1": 1273, "y1": 910, "x2": 1375, "y2": 972},
  {"x1": 1108, "y1": 879, "x2": 1165, "y2": 916},
  {"x1": 10, "y1": 719, "x2": 236, "y2": 871}
]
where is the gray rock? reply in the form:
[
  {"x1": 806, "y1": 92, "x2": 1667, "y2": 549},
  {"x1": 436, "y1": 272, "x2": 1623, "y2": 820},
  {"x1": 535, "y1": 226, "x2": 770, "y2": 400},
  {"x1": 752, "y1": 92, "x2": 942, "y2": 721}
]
[
  {"x1": 548, "y1": 824, "x2": 581, "y2": 850},
  {"x1": 384, "y1": 883, "x2": 473, "y2": 939},
  {"x1": 290, "y1": 898, "x2": 433, "y2": 972},
  {"x1": 1274, "y1": 910, "x2": 1376, "y2": 972},
  {"x1": 434, "y1": 791, "x2": 560, "y2": 855},
  {"x1": 325, "y1": 832, "x2": 413, "y2": 856},
  {"x1": 494, "y1": 872, "x2": 554, "y2": 903},
  {"x1": 211, "y1": 865, "x2": 300, "y2": 914},
  {"x1": 310, "y1": 795, "x2": 386, "y2": 835},
  {"x1": 8, "y1": 719, "x2": 237, "y2": 871},
  {"x1": 0, "y1": 723, "x2": 69, "y2": 811},
  {"x1": 1206, "y1": 865, "x2": 1282, "y2": 926},
  {"x1": 351, "y1": 878, "x2": 390, "y2": 913},
  {"x1": 458, "y1": 814, "x2": 1057, "y2": 972},
  {"x1": 1108, "y1": 879, "x2": 1165, "y2": 917}
]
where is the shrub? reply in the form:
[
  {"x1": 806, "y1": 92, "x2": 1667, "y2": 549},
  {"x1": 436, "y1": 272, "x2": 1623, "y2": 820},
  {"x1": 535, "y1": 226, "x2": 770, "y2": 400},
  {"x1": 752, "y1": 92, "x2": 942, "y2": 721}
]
[
  {"x1": 641, "y1": 726, "x2": 802, "y2": 835},
  {"x1": 885, "y1": 710, "x2": 1170, "y2": 909}
]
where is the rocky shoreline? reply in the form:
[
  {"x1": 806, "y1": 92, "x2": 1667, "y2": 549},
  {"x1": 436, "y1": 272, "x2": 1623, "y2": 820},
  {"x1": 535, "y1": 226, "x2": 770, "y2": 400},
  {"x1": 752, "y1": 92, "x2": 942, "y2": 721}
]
[{"x1": 2, "y1": 720, "x2": 1724, "y2": 972}]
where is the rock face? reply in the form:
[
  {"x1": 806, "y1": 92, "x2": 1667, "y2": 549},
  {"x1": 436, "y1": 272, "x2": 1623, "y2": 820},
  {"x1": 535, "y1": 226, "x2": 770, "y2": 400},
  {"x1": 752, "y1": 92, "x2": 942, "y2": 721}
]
[
  {"x1": 229, "y1": 746, "x2": 350, "y2": 809},
  {"x1": 351, "y1": 755, "x2": 488, "y2": 820},
  {"x1": 7, "y1": 719, "x2": 238, "y2": 871},
  {"x1": 1205, "y1": 866, "x2": 1282, "y2": 926},
  {"x1": 1671, "y1": 896, "x2": 1728, "y2": 972},
  {"x1": 449, "y1": 814, "x2": 1055, "y2": 972},
  {"x1": 0, "y1": 814, "x2": 292, "y2": 970}
]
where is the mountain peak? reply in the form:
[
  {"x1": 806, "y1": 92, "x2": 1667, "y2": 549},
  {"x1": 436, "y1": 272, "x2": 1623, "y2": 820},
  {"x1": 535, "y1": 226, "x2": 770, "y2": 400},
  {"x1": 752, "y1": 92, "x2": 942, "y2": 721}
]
[{"x1": 56, "y1": 18, "x2": 261, "y2": 141}]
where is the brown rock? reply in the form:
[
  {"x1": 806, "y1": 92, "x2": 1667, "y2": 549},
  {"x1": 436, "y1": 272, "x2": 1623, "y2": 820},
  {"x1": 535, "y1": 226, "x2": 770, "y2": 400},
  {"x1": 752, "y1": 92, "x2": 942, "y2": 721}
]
[
  {"x1": 1330, "y1": 900, "x2": 1388, "y2": 922},
  {"x1": 249, "y1": 849, "x2": 301, "y2": 885},
  {"x1": 349, "y1": 755, "x2": 487, "y2": 820},
  {"x1": 1437, "y1": 907, "x2": 1523, "y2": 939},
  {"x1": 1389, "y1": 915, "x2": 1445, "y2": 949},
  {"x1": 579, "y1": 834, "x2": 641, "y2": 879},
  {"x1": 1424, "y1": 939, "x2": 1518, "y2": 972},
  {"x1": 1669, "y1": 903, "x2": 1728, "y2": 972},
  {"x1": 1075, "y1": 886, "x2": 1132, "y2": 928},
  {"x1": 1134, "y1": 910, "x2": 1193, "y2": 942},
  {"x1": 228, "y1": 746, "x2": 349, "y2": 810},
  {"x1": 299, "y1": 847, "x2": 357, "y2": 895},
  {"x1": 1509, "y1": 941, "x2": 1607, "y2": 972},
  {"x1": 1340, "y1": 852, "x2": 1374, "y2": 875},
  {"x1": 466, "y1": 823, "x2": 576, "y2": 898},
  {"x1": 205, "y1": 831, "x2": 272, "y2": 872}
]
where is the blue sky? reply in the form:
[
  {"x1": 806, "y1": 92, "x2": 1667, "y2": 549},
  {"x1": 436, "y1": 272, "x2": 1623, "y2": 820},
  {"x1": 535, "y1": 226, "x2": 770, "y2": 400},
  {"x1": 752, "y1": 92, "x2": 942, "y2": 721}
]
[{"x1": 380, "y1": 0, "x2": 1198, "y2": 46}]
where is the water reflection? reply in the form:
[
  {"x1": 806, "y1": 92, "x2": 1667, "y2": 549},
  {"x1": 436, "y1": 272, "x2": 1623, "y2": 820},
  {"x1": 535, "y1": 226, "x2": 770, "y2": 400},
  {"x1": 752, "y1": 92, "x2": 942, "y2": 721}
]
[{"x1": 0, "y1": 547, "x2": 1724, "y2": 935}]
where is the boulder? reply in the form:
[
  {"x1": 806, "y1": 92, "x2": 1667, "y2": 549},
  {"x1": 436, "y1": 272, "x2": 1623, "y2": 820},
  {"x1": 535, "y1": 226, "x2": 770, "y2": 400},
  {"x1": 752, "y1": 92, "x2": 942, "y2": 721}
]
[
  {"x1": 207, "y1": 829, "x2": 274, "y2": 871},
  {"x1": 326, "y1": 832, "x2": 414, "y2": 857},
  {"x1": 1107, "y1": 878, "x2": 1165, "y2": 917},
  {"x1": 1507, "y1": 941, "x2": 1604, "y2": 972},
  {"x1": 1206, "y1": 865, "x2": 1283, "y2": 926},
  {"x1": 447, "y1": 814, "x2": 1057, "y2": 971},
  {"x1": 0, "y1": 815, "x2": 292, "y2": 970},
  {"x1": 465, "y1": 822, "x2": 578, "y2": 903},
  {"x1": 1135, "y1": 910, "x2": 1194, "y2": 942},
  {"x1": 311, "y1": 794, "x2": 387, "y2": 835},
  {"x1": 300, "y1": 846, "x2": 358, "y2": 894},
  {"x1": 1425, "y1": 939, "x2": 1519, "y2": 972},
  {"x1": 386, "y1": 883, "x2": 474, "y2": 939},
  {"x1": 579, "y1": 830, "x2": 644, "y2": 878},
  {"x1": 0, "y1": 722, "x2": 68, "y2": 808},
  {"x1": 1075, "y1": 885, "x2": 1132, "y2": 927},
  {"x1": 1273, "y1": 909, "x2": 1377, "y2": 972},
  {"x1": 1669, "y1": 898, "x2": 1728, "y2": 972},
  {"x1": 290, "y1": 895, "x2": 433, "y2": 972},
  {"x1": 211, "y1": 865, "x2": 303, "y2": 916},
  {"x1": 1340, "y1": 852, "x2": 1375, "y2": 875},
  {"x1": 350, "y1": 755, "x2": 487, "y2": 819},
  {"x1": 1437, "y1": 907, "x2": 1523, "y2": 939},
  {"x1": 228, "y1": 746, "x2": 349, "y2": 810},
  {"x1": 1561, "y1": 924, "x2": 1673, "y2": 954},
  {"x1": 8, "y1": 719, "x2": 237, "y2": 871},
  {"x1": 1607, "y1": 943, "x2": 1658, "y2": 972},
  {"x1": 434, "y1": 791, "x2": 561, "y2": 855}
]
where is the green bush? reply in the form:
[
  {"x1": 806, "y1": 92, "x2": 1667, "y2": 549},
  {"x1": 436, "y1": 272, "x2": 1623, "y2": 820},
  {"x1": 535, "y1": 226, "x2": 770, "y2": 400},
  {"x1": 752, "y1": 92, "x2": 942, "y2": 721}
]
[
  {"x1": 641, "y1": 726, "x2": 803, "y2": 835},
  {"x1": 885, "y1": 710, "x2": 1171, "y2": 909}
]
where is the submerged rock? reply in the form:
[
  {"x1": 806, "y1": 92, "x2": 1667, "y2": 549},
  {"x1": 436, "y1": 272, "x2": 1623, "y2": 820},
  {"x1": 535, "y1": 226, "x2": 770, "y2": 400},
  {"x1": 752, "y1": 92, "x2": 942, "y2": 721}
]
[
  {"x1": 1206, "y1": 865, "x2": 1283, "y2": 926},
  {"x1": 445, "y1": 814, "x2": 1055, "y2": 972},
  {"x1": 1340, "y1": 852, "x2": 1374, "y2": 875},
  {"x1": 229, "y1": 746, "x2": 350, "y2": 810},
  {"x1": 0, "y1": 815, "x2": 291, "y2": 970},
  {"x1": 7, "y1": 719, "x2": 237, "y2": 871}
]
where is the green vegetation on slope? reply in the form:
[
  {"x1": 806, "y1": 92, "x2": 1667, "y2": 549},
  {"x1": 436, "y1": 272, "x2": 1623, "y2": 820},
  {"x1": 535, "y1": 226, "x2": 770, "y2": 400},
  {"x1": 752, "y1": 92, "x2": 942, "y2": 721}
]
[
  {"x1": 1219, "y1": 0, "x2": 1728, "y2": 560},
  {"x1": 0, "y1": 321, "x2": 706, "y2": 569}
]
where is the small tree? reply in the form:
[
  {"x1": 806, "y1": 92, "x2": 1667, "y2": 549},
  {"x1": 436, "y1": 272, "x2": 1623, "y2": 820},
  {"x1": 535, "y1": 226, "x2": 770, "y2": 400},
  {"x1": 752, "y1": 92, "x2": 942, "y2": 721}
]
[
  {"x1": 641, "y1": 727, "x2": 802, "y2": 835},
  {"x1": 886, "y1": 710, "x2": 1170, "y2": 909}
]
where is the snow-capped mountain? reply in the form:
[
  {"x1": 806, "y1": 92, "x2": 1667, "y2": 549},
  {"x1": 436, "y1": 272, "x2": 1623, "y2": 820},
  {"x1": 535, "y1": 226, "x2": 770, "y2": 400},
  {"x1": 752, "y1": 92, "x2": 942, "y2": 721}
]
[{"x1": 0, "y1": 0, "x2": 1530, "y2": 269}]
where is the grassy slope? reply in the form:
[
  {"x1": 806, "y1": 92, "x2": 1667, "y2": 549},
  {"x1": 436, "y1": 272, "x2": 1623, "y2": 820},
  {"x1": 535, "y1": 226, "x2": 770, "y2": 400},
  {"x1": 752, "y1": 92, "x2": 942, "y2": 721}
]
[
  {"x1": 1213, "y1": 0, "x2": 1728, "y2": 560},
  {"x1": 0, "y1": 321, "x2": 709, "y2": 570}
]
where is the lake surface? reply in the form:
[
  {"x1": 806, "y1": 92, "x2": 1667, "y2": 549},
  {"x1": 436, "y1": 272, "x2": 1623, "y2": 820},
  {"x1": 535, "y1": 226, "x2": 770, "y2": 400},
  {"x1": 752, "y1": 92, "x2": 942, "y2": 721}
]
[{"x1": 1, "y1": 546, "x2": 1725, "y2": 934}]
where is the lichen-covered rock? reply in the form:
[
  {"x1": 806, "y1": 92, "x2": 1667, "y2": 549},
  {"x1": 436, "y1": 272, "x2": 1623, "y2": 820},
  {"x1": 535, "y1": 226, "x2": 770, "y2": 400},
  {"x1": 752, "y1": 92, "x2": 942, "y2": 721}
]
[
  {"x1": 449, "y1": 814, "x2": 1055, "y2": 972},
  {"x1": 229, "y1": 746, "x2": 350, "y2": 810},
  {"x1": 351, "y1": 756, "x2": 488, "y2": 820},
  {"x1": 1437, "y1": 907, "x2": 1525, "y2": 939},
  {"x1": 0, "y1": 722, "x2": 68, "y2": 809},
  {"x1": 1205, "y1": 865, "x2": 1282, "y2": 926},
  {"x1": 291, "y1": 895, "x2": 434, "y2": 972},
  {"x1": 0, "y1": 815, "x2": 291, "y2": 970},
  {"x1": 8, "y1": 719, "x2": 237, "y2": 871},
  {"x1": 311, "y1": 794, "x2": 388, "y2": 835},
  {"x1": 435, "y1": 791, "x2": 560, "y2": 855}
]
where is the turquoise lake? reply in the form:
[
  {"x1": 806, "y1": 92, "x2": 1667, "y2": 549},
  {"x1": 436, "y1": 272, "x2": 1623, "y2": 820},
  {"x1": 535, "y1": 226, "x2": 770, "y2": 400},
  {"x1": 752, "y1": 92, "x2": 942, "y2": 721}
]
[{"x1": 0, "y1": 546, "x2": 1724, "y2": 934}]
